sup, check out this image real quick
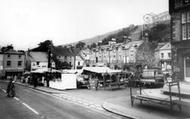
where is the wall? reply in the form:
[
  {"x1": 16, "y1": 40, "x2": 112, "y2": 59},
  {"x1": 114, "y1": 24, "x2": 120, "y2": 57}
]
[
  {"x1": 3, "y1": 53, "x2": 25, "y2": 71},
  {"x1": 31, "y1": 61, "x2": 48, "y2": 71}
]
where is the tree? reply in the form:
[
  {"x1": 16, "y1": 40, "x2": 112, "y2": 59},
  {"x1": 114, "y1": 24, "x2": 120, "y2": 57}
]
[
  {"x1": 76, "y1": 41, "x2": 86, "y2": 50},
  {"x1": 136, "y1": 42, "x2": 156, "y2": 68},
  {"x1": 1, "y1": 44, "x2": 14, "y2": 52},
  {"x1": 148, "y1": 23, "x2": 170, "y2": 43},
  {"x1": 31, "y1": 40, "x2": 52, "y2": 52},
  {"x1": 91, "y1": 43, "x2": 97, "y2": 48},
  {"x1": 101, "y1": 25, "x2": 138, "y2": 45}
]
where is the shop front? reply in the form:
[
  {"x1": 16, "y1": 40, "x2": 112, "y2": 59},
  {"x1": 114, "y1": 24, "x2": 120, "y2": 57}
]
[
  {"x1": 172, "y1": 42, "x2": 190, "y2": 82},
  {"x1": 184, "y1": 56, "x2": 190, "y2": 82}
]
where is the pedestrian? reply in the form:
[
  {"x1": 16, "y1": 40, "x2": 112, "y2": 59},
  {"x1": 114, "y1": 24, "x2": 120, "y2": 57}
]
[{"x1": 33, "y1": 75, "x2": 38, "y2": 88}]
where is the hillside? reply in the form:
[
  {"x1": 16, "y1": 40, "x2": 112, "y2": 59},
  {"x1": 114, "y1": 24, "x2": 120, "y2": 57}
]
[
  {"x1": 59, "y1": 20, "x2": 170, "y2": 48},
  {"x1": 59, "y1": 29, "x2": 123, "y2": 47}
]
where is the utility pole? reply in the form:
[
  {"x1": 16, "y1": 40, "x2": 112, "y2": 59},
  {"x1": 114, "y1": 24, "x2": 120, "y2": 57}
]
[{"x1": 47, "y1": 41, "x2": 52, "y2": 87}]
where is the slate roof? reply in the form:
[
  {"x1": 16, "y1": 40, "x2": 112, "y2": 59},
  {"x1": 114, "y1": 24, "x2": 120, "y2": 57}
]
[
  {"x1": 155, "y1": 43, "x2": 167, "y2": 51},
  {"x1": 29, "y1": 52, "x2": 48, "y2": 62},
  {"x1": 55, "y1": 46, "x2": 80, "y2": 56}
]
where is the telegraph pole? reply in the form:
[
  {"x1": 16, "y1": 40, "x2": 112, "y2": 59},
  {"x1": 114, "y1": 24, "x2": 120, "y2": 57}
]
[{"x1": 47, "y1": 41, "x2": 52, "y2": 87}]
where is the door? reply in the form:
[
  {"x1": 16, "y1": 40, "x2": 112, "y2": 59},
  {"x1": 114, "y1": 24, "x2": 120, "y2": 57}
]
[{"x1": 184, "y1": 57, "x2": 190, "y2": 82}]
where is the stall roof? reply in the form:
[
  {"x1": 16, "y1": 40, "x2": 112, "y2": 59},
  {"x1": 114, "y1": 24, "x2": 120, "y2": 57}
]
[
  {"x1": 62, "y1": 69, "x2": 82, "y2": 74},
  {"x1": 31, "y1": 68, "x2": 61, "y2": 73},
  {"x1": 82, "y1": 67, "x2": 121, "y2": 74}
]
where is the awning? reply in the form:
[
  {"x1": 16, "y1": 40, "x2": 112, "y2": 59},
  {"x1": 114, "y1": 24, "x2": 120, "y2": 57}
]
[
  {"x1": 82, "y1": 67, "x2": 122, "y2": 74},
  {"x1": 31, "y1": 68, "x2": 61, "y2": 73}
]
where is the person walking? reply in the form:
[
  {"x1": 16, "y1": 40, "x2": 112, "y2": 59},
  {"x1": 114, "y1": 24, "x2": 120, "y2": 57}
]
[{"x1": 33, "y1": 75, "x2": 38, "y2": 88}]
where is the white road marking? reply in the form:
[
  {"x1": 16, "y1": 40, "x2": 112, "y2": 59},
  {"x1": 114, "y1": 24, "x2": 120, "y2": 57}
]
[
  {"x1": 14, "y1": 97, "x2": 20, "y2": 101},
  {"x1": 22, "y1": 103, "x2": 39, "y2": 115}
]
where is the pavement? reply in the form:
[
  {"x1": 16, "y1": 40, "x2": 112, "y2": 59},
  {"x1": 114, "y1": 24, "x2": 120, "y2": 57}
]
[{"x1": 2, "y1": 80, "x2": 190, "y2": 119}]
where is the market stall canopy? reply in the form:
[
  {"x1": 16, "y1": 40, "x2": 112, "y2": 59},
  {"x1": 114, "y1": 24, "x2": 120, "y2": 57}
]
[
  {"x1": 82, "y1": 67, "x2": 122, "y2": 74},
  {"x1": 62, "y1": 69, "x2": 82, "y2": 74},
  {"x1": 31, "y1": 68, "x2": 61, "y2": 73}
]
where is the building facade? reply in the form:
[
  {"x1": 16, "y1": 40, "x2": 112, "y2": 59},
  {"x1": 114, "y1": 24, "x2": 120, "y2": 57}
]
[
  {"x1": 155, "y1": 42, "x2": 172, "y2": 74},
  {"x1": 89, "y1": 40, "x2": 143, "y2": 69},
  {"x1": 56, "y1": 47, "x2": 84, "y2": 69},
  {"x1": 169, "y1": 0, "x2": 190, "y2": 81},
  {"x1": 3, "y1": 51, "x2": 25, "y2": 77},
  {"x1": 0, "y1": 53, "x2": 4, "y2": 78}
]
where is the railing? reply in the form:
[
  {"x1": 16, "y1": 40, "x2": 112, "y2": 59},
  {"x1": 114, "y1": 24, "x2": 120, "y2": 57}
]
[{"x1": 129, "y1": 76, "x2": 182, "y2": 112}]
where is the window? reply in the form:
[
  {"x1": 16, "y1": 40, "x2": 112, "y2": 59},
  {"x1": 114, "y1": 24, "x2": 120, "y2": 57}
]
[
  {"x1": 182, "y1": 13, "x2": 186, "y2": 23},
  {"x1": 18, "y1": 55, "x2": 22, "y2": 59},
  {"x1": 182, "y1": 11, "x2": 190, "y2": 40},
  {"x1": 182, "y1": 24, "x2": 187, "y2": 40},
  {"x1": 188, "y1": 24, "x2": 190, "y2": 39},
  {"x1": 187, "y1": 12, "x2": 190, "y2": 22},
  {"x1": 7, "y1": 61, "x2": 11, "y2": 66},
  {"x1": 7, "y1": 54, "x2": 10, "y2": 58},
  {"x1": 168, "y1": 53, "x2": 171, "y2": 58},
  {"x1": 161, "y1": 53, "x2": 164, "y2": 58},
  {"x1": 36, "y1": 62, "x2": 40, "y2": 65},
  {"x1": 18, "y1": 61, "x2": 22, "y2": 66},
  {"x1": 78, "y1": 62, "x2": 80, "y2": 66}
]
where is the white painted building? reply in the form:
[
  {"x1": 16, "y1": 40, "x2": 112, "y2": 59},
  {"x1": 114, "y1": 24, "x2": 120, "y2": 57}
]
[{"x1": 155, "y1": 42, "x2": 171, "y2": 74}]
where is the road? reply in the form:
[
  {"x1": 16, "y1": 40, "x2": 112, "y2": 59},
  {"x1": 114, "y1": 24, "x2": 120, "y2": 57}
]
[{"x1": 0, "y1": 82, "x2": 128, "y2": 119}]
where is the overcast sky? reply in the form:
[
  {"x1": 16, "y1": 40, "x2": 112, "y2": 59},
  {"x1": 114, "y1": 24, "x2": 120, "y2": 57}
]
[{"x1": 0, "y1": 0, "x2": 168, "y2": 50}]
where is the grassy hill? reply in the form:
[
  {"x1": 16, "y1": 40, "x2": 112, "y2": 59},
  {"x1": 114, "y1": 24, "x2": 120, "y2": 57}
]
[{"x1": 59, "y1": 20, "x2": 170, "y2": 48}]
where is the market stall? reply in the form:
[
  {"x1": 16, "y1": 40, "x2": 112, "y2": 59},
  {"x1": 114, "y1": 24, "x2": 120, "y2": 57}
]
[
  {"x1": 30, "y1": 68, "x2": 61, "y2": 87},
  {"x1": 82, "y1": 67, "x2": 128, "y2": 90},
  {"x1": 49, "y1": 69, "x2": 78, "y2": 90}
]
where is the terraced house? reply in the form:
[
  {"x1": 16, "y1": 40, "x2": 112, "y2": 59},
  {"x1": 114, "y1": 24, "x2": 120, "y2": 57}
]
[{"x1": 89, "y1": 40, "x2": 143, "y2": 69}]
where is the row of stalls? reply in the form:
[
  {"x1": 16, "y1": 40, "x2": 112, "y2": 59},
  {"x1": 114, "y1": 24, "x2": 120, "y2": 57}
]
[{"x1": 24, "y1": 67, "x2": 131, "y2": 90}]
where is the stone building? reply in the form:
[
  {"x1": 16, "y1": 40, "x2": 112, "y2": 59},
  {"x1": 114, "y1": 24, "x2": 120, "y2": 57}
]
[
  {"x1": 3, "y1": 50, "x2": 25, "y2": 77},
  {"x1": 169, "y1": 0, "x2": 190, "y2": 81},
  {"x1": 90, "y1": 40, "x2": 143, "y2": 69}
]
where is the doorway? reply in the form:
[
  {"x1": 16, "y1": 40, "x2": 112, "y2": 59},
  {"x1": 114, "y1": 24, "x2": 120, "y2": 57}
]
[{"x1": 184, "y1": 57, "x2": 190, "y2": 82}]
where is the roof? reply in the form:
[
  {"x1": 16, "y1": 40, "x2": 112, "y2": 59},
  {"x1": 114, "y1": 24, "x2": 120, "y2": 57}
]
[
  {"x1": 82, "y1": 67, "x2": 121, "y2": 74},
  {"x1": 160, "y1": 42, "x2": 171, "y2": 50},
  {"x1": 3, "y1": 50, "x2": 25, "y2": 55},
  {"x1": 31, "y1": 68, "x2": 61, "y2": 73},
  {"x1": 55, "y1": 47, "x2": 80, "y2": 56},
  {"x1": 29, "y1": 52, "x2": 48, "y2": 62},
  {"x1": 155, "y1": 42, "x2": 167, "y2": 51}
]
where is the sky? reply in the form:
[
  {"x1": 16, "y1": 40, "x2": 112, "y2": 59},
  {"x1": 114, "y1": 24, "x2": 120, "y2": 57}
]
[{"x1": 0, "y1": 0, "x2": 168, "y2": 50}]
